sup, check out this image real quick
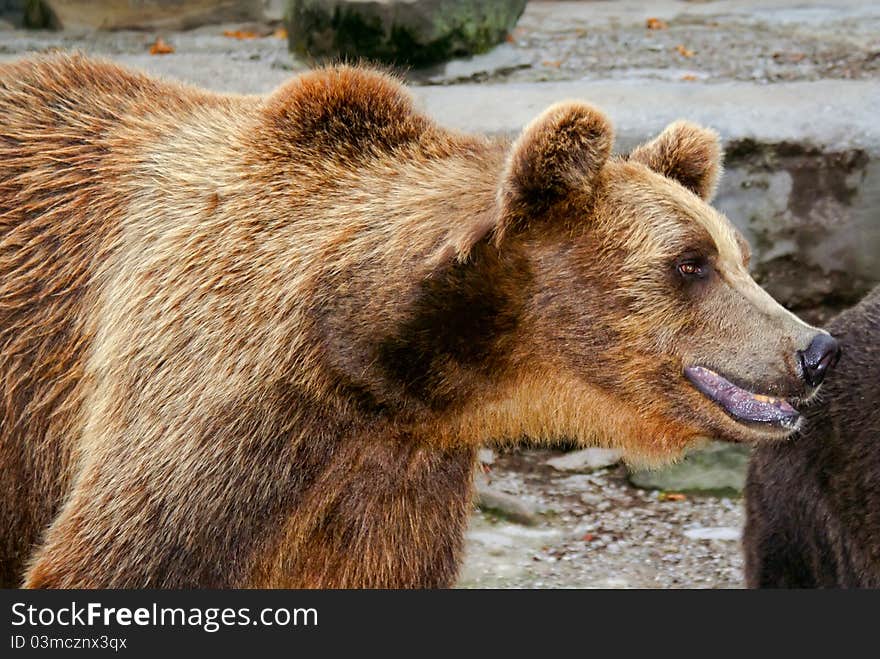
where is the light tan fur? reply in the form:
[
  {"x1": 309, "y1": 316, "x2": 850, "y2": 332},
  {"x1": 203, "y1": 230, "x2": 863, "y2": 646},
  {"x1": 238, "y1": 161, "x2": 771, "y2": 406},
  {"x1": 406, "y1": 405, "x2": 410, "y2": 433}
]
[{"x1": 0, "y1": 55, "x2": 827, "y2": 588}]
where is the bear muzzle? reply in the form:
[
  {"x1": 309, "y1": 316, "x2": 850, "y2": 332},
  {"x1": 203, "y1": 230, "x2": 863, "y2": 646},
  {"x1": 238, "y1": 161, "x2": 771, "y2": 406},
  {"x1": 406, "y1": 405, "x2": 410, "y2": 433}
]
[{"x1": 684, "y1": 365, "x2": 802, "y2": 430}]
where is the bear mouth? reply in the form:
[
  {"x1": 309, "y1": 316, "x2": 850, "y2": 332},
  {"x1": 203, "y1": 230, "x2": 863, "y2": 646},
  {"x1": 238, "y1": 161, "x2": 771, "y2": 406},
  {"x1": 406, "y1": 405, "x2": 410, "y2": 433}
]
[{"x1": 684, "y1": 365, "x2": 800, "y2": 429}]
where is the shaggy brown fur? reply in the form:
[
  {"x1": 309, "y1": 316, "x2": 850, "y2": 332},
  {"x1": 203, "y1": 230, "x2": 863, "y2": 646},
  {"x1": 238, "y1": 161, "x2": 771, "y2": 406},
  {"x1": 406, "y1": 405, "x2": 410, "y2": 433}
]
[
  {"x1": 1, "y1": 54, "x2": 827, "y2": 588},
  {"x1": 744, "y1": 286, "x2": 880, "y2": 588}
]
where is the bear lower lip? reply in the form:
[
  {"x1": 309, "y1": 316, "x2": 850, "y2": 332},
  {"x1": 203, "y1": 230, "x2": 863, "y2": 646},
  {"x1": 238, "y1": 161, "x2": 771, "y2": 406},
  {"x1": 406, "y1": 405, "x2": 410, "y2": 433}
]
[{"x1": 684, "y1": 365, "x2": 800, "y2": 428}]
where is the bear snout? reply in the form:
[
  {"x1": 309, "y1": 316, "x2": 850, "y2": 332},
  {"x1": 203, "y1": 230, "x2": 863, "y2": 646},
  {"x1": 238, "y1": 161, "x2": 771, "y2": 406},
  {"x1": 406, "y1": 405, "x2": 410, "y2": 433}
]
[{"x1": 797, "y1": 333, "x2": 841, "y2": 388}]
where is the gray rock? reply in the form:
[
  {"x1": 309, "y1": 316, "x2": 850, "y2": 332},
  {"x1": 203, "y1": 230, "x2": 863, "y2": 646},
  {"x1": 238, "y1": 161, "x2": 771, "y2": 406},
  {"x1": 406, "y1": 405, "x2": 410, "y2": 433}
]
[
  {"x1": 474, "y1": 473, "x2": 537, "y2": 526},
  {"x1": 628, "y1": 442, "x2": 750, "y2": 496},
  {"x1": 38, "y1": 0, "x2": 265, "y2": 31},
  {"x1": 0, "y1": 0, "x2": 21, "y2": 25},
  {"x1": 546, "y1": 448, "x2": 622, "y2": 473},
  {"x1": 262, "y1": 0, "x2": 286, "y2": 21},
  {"x1": 0, "y1": 0, "x2": 48, "y2": 28},
  {"x1": 285, "y1": 0, "x2": 527, "y2": 66},
  {"x1": 683, "y1": 526, "x2": 741, "y2": 541},
  {"x1": 477, "y1": 447, "x2": 495, "y2": 466},
  {"x1": 717, "y1": 143, "x2": 880, "y2": 315},
  {"x1": 415, "y1": 42, "x2": 531, "y2": 85}
]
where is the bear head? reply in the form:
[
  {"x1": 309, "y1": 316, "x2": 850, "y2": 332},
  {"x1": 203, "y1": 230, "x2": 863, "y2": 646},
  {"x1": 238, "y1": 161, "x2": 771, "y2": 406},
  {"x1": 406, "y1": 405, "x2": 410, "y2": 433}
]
[{"x1": 484, "y1": 102, "x2": 839, "y2": 463}]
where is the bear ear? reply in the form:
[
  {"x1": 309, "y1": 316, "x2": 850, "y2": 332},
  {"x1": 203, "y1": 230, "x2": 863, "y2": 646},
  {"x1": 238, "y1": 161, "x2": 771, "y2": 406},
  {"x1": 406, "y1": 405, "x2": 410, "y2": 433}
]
[
  {"x1": 495, "y1": 102, "x2": 613, "y2": 242},
  {"x1": 628, "y1": 120, "x2": 723, "y2": 201}
]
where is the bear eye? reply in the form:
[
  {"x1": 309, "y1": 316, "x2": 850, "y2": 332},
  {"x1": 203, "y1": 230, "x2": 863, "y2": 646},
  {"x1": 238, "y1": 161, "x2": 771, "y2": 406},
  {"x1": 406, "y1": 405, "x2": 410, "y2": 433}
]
[{"x1": 676, "y1": 259, "x2": 707, "y2": 279}]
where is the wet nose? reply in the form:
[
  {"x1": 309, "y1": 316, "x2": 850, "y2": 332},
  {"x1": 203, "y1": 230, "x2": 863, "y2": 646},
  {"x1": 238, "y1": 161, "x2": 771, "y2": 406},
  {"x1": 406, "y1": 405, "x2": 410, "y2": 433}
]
[{"x1": 798, "y1": 333, "x2": 841, "y2": 387}]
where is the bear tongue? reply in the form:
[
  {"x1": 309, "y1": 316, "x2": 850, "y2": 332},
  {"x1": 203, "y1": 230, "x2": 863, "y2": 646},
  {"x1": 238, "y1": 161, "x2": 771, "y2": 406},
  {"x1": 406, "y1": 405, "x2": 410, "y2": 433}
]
[{"x1": 684, "y1": 366, "x2": 799, "y2": 426}]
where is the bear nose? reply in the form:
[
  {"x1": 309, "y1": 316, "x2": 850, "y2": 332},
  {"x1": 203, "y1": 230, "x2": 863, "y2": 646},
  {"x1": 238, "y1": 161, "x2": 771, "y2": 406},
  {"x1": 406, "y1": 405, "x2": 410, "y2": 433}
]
[{"x1": 798, "y1": 333, "x2": 841, "y2": 387}]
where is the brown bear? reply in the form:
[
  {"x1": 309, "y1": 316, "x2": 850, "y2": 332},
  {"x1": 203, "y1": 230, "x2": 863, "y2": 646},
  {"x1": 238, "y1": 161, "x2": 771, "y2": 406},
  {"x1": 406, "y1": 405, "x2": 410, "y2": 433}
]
[
  {"x1": 0, "y1": 54, "x2": 839, "y2": 588},
  {"x1": 745, "y1": 286, "x2": 878, "y2": 588}
]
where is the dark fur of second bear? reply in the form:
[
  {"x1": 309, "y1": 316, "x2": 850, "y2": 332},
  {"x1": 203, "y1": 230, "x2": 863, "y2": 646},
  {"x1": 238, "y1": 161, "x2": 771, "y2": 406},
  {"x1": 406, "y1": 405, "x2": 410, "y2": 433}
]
[{"x1": 744, "y1": 286, "x2": 880, "y2": 588}]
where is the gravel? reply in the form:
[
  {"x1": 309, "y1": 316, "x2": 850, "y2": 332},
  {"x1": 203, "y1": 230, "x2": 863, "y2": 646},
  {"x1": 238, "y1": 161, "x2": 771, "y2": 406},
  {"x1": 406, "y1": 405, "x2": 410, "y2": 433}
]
[
  {"x1": 460, "y1": 448, "x2": 745, "y2": 589},
  {"x1": 478, "y1": 0, "x2": 880, "y2": 85}
]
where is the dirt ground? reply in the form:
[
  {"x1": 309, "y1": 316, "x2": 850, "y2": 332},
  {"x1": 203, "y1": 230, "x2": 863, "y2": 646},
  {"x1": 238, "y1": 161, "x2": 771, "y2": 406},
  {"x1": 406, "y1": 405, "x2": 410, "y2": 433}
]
[{"x1": 460, "y1": 449, "x2": 745, "y2": 589}]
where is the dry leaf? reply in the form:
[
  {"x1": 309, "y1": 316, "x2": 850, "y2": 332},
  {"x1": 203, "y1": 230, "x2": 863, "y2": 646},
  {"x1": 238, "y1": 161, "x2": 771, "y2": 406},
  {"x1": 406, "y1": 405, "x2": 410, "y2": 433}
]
[
  {"x1": 646, "y1": 17, "x2": 668, "y2": 30},
  {"x1": 582, "y1": 533, "x2": 596, "y2": 542},
  {"x1": 223, "y1": 29, "x2": 259, "y2": 40},
  {"x1": 675, "y1": 44, "x2": 695, "y2": 58},
  {"x1": 273, "y1": 27, "x2": 288, "y2": 40},
  {"x1": 681, "y1": 74, "x2": 698, "y2": 81},
  {"x1": 659, "y1": 492, "x2": 687, "y2": 502},
  {"x1": 542, "y1": 60, "x2": 562, "y2": 68},
  {"x1": 772, "y1": 51, "x2": 806, "y2": 63},
  {"x1": 149, "y1": 37, "x2": 174, "y2": 55}
]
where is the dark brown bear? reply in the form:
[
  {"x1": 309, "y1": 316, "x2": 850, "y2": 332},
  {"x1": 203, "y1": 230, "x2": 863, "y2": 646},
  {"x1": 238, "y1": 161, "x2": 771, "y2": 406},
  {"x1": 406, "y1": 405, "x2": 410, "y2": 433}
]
[
  {"x1": 745, "y1": 286, "x2": 879, "y2": 588},
  {"x1": 1, "y1": 54, "x2": 837, "y2": 588}
]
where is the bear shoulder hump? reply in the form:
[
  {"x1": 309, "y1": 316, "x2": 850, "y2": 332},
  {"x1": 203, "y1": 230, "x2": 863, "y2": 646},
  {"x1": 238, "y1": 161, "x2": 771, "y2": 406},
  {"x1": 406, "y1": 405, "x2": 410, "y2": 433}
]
[{"x1": 261, "y1": 65, "x2": 436, "y2": 157}]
